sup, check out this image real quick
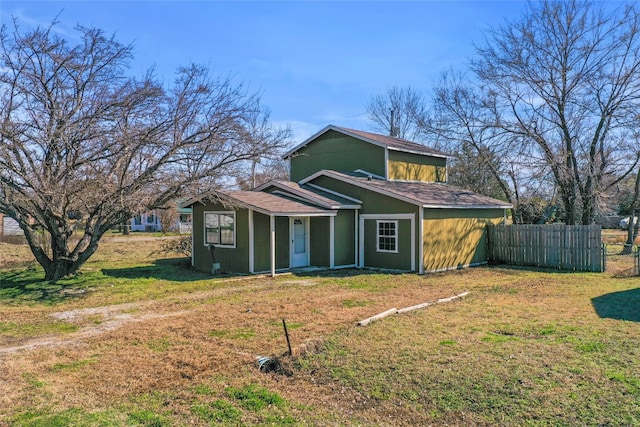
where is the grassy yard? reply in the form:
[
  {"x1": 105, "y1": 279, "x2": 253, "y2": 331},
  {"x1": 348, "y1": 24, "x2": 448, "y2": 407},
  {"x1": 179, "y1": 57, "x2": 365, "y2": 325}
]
[{"x1": 0, "y1": 233, "x2": 639, "y2": 426}]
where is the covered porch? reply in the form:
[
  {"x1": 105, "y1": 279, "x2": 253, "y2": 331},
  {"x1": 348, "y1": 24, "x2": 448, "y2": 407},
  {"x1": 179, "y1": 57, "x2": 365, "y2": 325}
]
[{"x1": 186, "y1": 190, "x2": 343, "y2": 276}]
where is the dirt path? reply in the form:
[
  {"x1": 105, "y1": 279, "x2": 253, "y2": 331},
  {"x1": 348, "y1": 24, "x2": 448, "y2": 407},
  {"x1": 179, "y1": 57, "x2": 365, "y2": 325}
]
[
  {"x1": 0, "y1": 302, "x2": 191, "y2": 355},
  {"x1": 0, "y1": 276, "x2": 291, "y2": 356}
]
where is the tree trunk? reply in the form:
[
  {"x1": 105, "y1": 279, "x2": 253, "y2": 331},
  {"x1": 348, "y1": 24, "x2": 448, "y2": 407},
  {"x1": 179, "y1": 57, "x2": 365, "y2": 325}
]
[
  {"x1": 622, "y1": 212, "x2": 639, "y2": 255},
  {"x1": 560, "y1": 187, "x2": 578, "y2": 225},
  {"x1": 43, "y1": 242, "x2": 100, "y2": 281},
  {"x1": 624, "y1": 169, "x2": 640, "y2": 250},
  {"x1": 45, "y1": 258, "x2": 77, "y2": 282},
  {"x1": 22, "y1": 223, "x2": 103, "y2": 282},
  {"x1": 581, "y1": 196, "x2": 595, "y2": 225}
]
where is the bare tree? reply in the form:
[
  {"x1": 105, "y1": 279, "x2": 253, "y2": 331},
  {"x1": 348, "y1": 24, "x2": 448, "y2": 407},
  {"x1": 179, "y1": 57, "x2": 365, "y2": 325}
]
[
  {"x1": 0, "y1": 21, "x2": 287, "y2": 281},
  {"x1": 232, "y1": 106, "x2": 291, "y2": 189},
  {"x1": 426, "y1": 73, "x2": 517, "y2": 202},
  {"x1": 366, "y1": 86, "x2": 428, "y2": 140},
  {"x1": 471, "y1": 1, "x2": 640, "y2": 224},
  {"x1": 235, "y1": 158, "x2": 289, "y2": 190},
  {"x1": 366, "y1": 80, "x2": 527, "y2": 220}
]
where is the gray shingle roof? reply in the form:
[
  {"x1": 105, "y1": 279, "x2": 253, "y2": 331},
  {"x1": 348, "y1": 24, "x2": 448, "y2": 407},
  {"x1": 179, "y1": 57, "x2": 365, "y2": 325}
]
[
  {"x1": 312, "y1": 171, "x2": 512, "y2": 209},
  {"x1": 184, "y1": 190, "x2": 335, "y2": 216},
  {"x1": 333, "y1": 126, "x2": 451, "y2": 158},
  {"x1": 256, "y1": 180, "x2": 361, "y2": 208}
]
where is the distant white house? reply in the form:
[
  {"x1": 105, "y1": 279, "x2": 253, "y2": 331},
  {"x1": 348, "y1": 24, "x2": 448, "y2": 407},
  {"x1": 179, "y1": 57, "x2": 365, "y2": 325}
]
[
  {"x1": 0, "y1": 213, "x2": 24, "y2": 236},
  {"x1": 128, "y1": 205, "x2": 192, "y2": 233},
  {"x1": 176, "y1": 204, "x2": 192, "y2": 234},
  {"x1": 129, "y1": 210, "x2": 162, "y2": 232}
]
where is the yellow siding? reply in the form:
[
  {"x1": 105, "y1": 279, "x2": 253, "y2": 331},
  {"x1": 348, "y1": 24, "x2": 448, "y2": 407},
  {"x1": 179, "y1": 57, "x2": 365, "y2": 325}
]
[
  {"x1": 422, "y1": 210, "x2": 504, "y2": 272},
  {"x1": 388, "y1": 160, "x2": 446, "y2": 182},
  {"x1": 387, "y1": 151, "x2": 447, "y2": 182}
]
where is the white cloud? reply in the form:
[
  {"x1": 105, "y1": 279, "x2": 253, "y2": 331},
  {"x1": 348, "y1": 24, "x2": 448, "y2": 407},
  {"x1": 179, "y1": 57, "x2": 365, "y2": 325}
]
[{"x1": 3, "y1": 6, "x2": 79, "y2": 39}]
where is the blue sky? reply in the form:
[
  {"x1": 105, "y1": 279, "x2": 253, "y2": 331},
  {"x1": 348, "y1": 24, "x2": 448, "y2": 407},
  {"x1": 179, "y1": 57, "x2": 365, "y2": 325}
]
[{"x1": 1, "y1": 1, "x2": 528, "y2": 143}]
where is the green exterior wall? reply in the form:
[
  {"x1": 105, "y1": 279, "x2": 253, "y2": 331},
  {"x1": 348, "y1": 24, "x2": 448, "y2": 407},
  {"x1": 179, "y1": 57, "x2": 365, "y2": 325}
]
[
  {"x1": 252, "y1": 212, "x2": 271, "y2": 272},
  {"x1": 290, "y1": 131, "x2": 386, "y2": 182},
  {"x1": 309, "y1": 175, "x2": 420, "y2": 271},
  {"x1": 334, "y1": 210, "x2": 356, "y2": 266},
  {"x1": 388, "y1": 150, "x2": 446, "y2": 182},
  {"x1": 191, "y1": 201, "x2": 249, "y2": 274},
  {"x1": 308, "y1": 212, "x2": 355, "y2": 267},
  {"x1": 422, "y1": 208, "x2": 504, "y2": 272},
  {"x1": 362, "y1": 218, "x2": 413, "y2": 270},
  {"x1": 275, "y1": 217, "x2": 290, "y2": 270},
  {"x1": 191, "y1": 203, "x2": 294, "y2": 274},
  {"x1": 310, "y1": 217, "x2": 330, "y2": 266}
]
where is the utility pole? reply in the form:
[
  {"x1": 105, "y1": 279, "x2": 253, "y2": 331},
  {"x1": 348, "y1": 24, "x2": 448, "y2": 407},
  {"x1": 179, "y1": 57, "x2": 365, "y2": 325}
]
[{"x1": 389, "y1": 108, "x2": 400, "y2": 138}]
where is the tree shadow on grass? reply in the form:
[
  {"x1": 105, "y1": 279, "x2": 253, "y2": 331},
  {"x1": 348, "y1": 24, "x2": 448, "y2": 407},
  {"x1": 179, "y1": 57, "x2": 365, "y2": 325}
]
[
  {"x1": 0, "y1": 258, "x2": 208, "y2": 304},
  {"x1": 592, "y1": 288, "x2": 640, "y2": 322},
  {"x1": 0, "y1": 269, "x2": 83, "y2": 305},
  {"x1": 101, "y1": 257, "x2": 211, "y2": 282}
]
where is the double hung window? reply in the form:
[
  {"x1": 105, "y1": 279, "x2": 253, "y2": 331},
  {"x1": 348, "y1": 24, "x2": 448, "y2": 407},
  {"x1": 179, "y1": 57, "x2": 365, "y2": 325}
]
[
  {"x1": 376, "y1": 220, "x2": 398, "y2": 253},
  {"x1": 205, "y1": 212, "x2": 235, "y2": 247}
]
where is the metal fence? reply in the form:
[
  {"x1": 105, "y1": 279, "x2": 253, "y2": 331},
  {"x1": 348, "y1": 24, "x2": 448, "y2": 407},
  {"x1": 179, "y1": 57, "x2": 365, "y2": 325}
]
[{"x1": 487, "y1": 224, "x2": 603, "y2": 272}]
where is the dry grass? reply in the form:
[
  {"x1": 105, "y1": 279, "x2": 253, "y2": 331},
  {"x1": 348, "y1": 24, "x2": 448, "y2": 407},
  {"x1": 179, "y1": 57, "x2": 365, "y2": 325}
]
[{"x1": 1, "y1": 233, "x2": 639, "y2": 426}]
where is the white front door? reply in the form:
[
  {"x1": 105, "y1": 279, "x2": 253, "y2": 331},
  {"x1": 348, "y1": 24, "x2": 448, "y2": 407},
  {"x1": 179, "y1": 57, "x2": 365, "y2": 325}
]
[{"x1": 290, "y1": 217, "x2": 309, "y2": 268}]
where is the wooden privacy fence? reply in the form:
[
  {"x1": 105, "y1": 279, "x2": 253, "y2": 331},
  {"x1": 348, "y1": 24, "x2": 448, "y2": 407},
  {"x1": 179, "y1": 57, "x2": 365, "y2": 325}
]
[{"x1": 487, "y1": 224, "x2": 603, "y2": 272}]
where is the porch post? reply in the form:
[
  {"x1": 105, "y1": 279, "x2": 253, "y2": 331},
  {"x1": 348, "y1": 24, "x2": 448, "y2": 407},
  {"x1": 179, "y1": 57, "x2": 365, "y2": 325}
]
[
  {"x1": 410, "y1": 214, "x2": 416, "y2": 272},
  {"x1": 270, "y1": 215, "x2": 276, "y2": 277},
  {"x1": 418, "y1": 207, "x2": 424, "y2": 274},
  {"x1": 358, "y1": 214, "x2": 364, "y2": 268},
  {"x1": 329, "y1": 215, "x2": 335, "y2": 268},
  {"x1": 355, "y1": 209, "x2": 360, "y2": 266}
]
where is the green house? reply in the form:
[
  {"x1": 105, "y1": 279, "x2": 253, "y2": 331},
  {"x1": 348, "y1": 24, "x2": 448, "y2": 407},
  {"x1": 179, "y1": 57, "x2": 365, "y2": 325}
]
[{"x1": 186, "y1": 125, "x2": 511, "y2": 275}]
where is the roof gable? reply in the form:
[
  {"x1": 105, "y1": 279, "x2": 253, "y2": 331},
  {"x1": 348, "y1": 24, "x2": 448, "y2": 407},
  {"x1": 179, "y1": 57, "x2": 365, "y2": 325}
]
[{"x1": 283, "y1": 125, "x2": 450, "y2": 159}]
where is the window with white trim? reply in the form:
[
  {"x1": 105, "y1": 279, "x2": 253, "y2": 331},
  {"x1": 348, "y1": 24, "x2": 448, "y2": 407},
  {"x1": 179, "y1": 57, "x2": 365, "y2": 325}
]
[
  {"x1": 204, "y1": 211, "x2": 235, "y2": 247},
  {"x1": 376, "y1": 220, "x2": 398, "y2": 253}
]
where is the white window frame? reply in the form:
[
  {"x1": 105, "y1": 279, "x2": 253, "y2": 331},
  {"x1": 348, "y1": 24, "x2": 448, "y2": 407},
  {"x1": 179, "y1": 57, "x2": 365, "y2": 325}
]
[
  {"x1": 204, "y1": 211, "x2": 236, "y2": 248},
  {"x1": 376, "y1": 220, "x2": 398, "y2": 253}
]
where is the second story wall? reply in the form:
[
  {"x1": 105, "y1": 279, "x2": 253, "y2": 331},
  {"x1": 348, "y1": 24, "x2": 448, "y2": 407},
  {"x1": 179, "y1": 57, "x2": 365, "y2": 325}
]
[
  {"x1": 290, "y1": 130, "x2": 386, "y2": 182},
  {"x1": 387, "y1": 150, "x2": 447, "y2": 183}
]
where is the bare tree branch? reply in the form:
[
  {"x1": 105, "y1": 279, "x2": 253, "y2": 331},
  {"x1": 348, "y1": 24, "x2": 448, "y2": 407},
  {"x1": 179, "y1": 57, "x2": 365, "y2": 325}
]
[
  {"x1": 471, "y1": 0, "x2": 640, "y2": 224},
  {"x1": 0, "y1": 20, "x2": 287, "y2": 281}
]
